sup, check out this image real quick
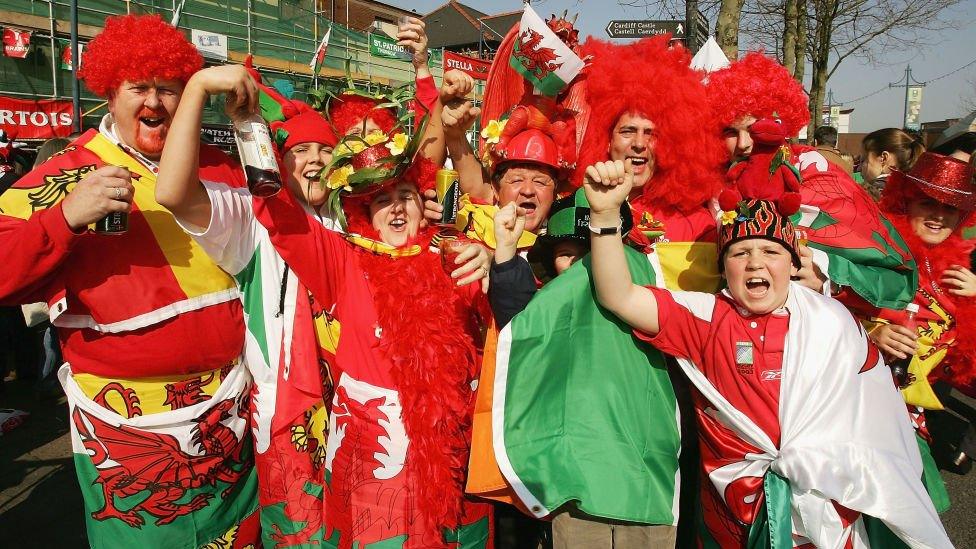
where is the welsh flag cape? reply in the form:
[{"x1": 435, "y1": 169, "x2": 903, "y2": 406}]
[
  {"x1": 60, "y1": 363, "x2": 260, "y2": 548},
  {"x1": 793, "y1": 147, "x2": 917, "y2": 309},
  {"x1": 477, "y1": 246, "x2": 680, "y2": 524},
  {"x1": 678, "y1": 284, "x2": 951, "y2": 548}
]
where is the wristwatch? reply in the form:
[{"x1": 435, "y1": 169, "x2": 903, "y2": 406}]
[{"x1": 588, "y1": 223, "x2": 622, "y2": 235}]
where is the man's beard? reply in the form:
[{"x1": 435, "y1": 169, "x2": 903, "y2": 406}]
[{"x1": 132, "y1": 107, "x2": 168, "y2": 157}]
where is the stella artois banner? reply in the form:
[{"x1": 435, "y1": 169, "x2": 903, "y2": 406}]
[
  {"x1": 509, "y1": 5, "x2": 584, "y2": 96},
  {"x1": 0, "y1": 96, "x2": 74, "y2": 139},
  {"x1": 3, "y1": 27, "x2": 31, "y2": 58},
  {"x1": 444, "y1": 50, "x2": 490, "y2": 81}
]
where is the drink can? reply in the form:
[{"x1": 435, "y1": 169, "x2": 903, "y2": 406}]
[
  {"x1": 95, "y1": 165, "x2": 130, "y2": 235},
  {"x1": 435, "y1": 168, "x2": 460, "y2": 225}
]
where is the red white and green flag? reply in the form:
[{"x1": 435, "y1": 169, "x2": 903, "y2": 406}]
[
  {"x1": 508, "y1": 4, "x2": 584, "y2": 96},
  {"x1": 309, "y1": 24, "x2": 332, "y2": 76}
]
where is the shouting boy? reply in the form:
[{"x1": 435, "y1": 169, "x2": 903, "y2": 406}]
[{"x1": 584, "y1": 159, "x2": 951, "y2": 548}]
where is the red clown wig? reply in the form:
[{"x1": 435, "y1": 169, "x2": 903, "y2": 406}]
[
  {"x1": 79, "y1": 14, "x2": 202, "y2": 98},
  {"x1": 575, "y1": 35, "x2": 726, "y2": 214},
  {"x1": 329, "y1": 93, "x2": 398, "y2": 136},
  {"x1": 706, "y1": 51, "x2": 809, "y2": 138}
]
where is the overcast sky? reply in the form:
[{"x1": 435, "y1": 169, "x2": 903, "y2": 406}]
[{"x1": 391, "y1": 0, "x2": 976, "y2": 133}]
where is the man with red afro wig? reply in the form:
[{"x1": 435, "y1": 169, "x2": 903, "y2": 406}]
[
  {"x1": 705, "y1": 51, "x2": 810, "y2": 163},
  {"x1": 0, "y1": 14, "x2": 261, "y2": 547}
]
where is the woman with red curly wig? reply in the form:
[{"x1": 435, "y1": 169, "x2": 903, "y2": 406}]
[
  {"x1": 862, "y1": 152, "x2": 976, "y2": 506},
  {"x1": 158, "y1": 63, "x2": 494, "y2": 548}
]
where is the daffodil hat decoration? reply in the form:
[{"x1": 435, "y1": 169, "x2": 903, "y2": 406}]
[
  {"x1": 479, "y1": 98, "x2": 577, "y2": 179},
  {"x1": 319, "y1": 121, "x2": 428, "y2": 228}
]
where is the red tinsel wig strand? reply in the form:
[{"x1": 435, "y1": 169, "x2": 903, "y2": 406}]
[
  {"x1": 329, "y1": 94, "x2": 398, "y2": 136},
  {"x1": 706, "y1": 51, "x2": 809, "y2": 138},
  {"x1": 573, "y1": 36, "x2": 727, "y2": 214},
  {"x1": 79, "y1": 14, "x2": 202, "y2": 97}
]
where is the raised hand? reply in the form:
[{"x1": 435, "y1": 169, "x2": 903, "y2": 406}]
[
  {"x1": 493, "y1": 202, "x2": 526, "y2": 264},
  {"x1": 187, "y1": 65, "x2": 258, "y2": 120},
  {"x1": 61, "y1": 166, "x2": 134, "y2": 231},
  {"x1": 442, "y1": 100, "x2": 481, "y2": 137},
  {"x1": 440, "y1": 69, "x2": 474, "y2": 103},
  {"x1": 396, "y1": 16, "x2": 429, "y2": 70},
  {"x1": 583, "y1": 159, "x2": 633, "y2": 219}
]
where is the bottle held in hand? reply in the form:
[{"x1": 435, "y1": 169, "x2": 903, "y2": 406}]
[
  {"x1": 234, "y1": 114, "x2": 282, "y2": 197},
  {"x1": 95, "y1": 166, "x2": 130, "y2": 235},
  {"x1": 890, "y1": 303, "x2": 919, "y2": 388}
]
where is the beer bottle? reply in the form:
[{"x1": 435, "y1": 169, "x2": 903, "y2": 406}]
[
  {"x1": 889, "y1": 303, "x2": 919, "y2": 388},
  {"x1": 234, "y1": 114, "x2": 282, "y2": 197}
]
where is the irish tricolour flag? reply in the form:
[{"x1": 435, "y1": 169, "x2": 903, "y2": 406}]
[{"x1": 509, "y1": 4, "x2": 585, "y2": 96}]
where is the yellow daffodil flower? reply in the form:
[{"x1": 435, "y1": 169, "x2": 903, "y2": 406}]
[
  {"x1": 364, "y1": 131, "x2": 388, "y2": 146},
  {"x1": 720, "y1": 210, "x2": 737, "y2": 225},
  {"x1": 385, "y1": 132, "x2": 409, "y2": 156},
  {"x1": 480, "y1": 119, "x2": 506, "y2": 144},
  {"x1": 336, "y1": 140, "x2": 366, "y2": 156},
  {"x1": 326, "y1": 165, "x2": 355, "y2": 190}
]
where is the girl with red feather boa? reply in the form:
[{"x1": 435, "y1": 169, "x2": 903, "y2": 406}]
[
  {"x1": 157, "y1": 62, "x2": 493, "y2": 547},
  {"x1": 865, "y1": 152, "x2": 976, "y2": 510}
]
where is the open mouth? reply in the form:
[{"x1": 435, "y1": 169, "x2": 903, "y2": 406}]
[
  {"x1": 303, "y1": 169, "x2": 321, "y2": 182},
  {"x1": 923, "y1": 221, "x2": 946, "y2": 233},
  {"x1": 519, "y1": 200, "x2": 537, "y2": 216},
  {"x1": 744, "y1": 277, "x2": 770, "y2": 297},
  {"x1": 628, "y1": 156, "x2": 648, "y2": 172},
  {"x1": 389, "y1": 218, "x2": 407, "y2": 231},
  {"x1": 140, "y1": 116, "x2": 165, "y2": 128}
]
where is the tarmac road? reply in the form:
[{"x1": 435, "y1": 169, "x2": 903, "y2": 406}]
[{"x1": 1, "y1": 376, "x2": 973, "y2": 547}]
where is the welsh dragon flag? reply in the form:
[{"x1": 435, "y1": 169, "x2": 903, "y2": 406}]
[
  {"x1": 487, "y1": 246, "x2": 681, "y2": 524},
  {"x1": 309, "y1": 24, "x2": 332, "y2": 77},
  {"x1": 509, "y1": 4, "x2": 585, "y2": 97},
  {"x1": 793, "y1": 147, "x2": 918, "y2": 309}
]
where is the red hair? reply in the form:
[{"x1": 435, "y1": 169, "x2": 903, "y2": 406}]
[
  {"x1": 574, "y1": 36, "x2": 726, "y2": 214},
  {"x1": 328, "y1": 94, "x2": 397, "y2": 136},
  {"x1": 343, "y1": 156, "x2": 439, "y2": 240},
  {"x1": 706, "y1": 51, "x2": 809, "y2": 137},
  {"x1": 79, "y1": 15, "x2": 202, "y2": 97}
]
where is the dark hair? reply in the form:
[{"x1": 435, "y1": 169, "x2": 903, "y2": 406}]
[
  {"x1": 33, "y1": 137, "x2": 72, "y2": 168},
  {"x1": 861, "y1": 128, "x2": 925, "y2": 171},
  {"x1": 813, "y1": 125, "x2": 838, "y2": 147}
]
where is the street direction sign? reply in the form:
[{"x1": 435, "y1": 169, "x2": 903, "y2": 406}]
[{"x1": 605, "y1": 20, "x2": 686, "y2": 39}]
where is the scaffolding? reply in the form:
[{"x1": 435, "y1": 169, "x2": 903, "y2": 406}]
[{"x1": 0, "y1": 0, "x2": 443, "y2": 132}]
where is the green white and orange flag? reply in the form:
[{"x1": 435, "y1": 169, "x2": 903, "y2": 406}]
[
  {"x1": 310, "y1": 24, "x2": 332, "y2": 76},
  {"x1": 509, "y1": 4, "x2": 585, "y2": 96},
  {"x1": 483, "y1": 246, "x2": 681, "y2": 524}
]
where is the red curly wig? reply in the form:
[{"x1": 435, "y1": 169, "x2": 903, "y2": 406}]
[
  {"x1": 79, "y1": 14, "x2": 202, "y2": 98},
  {"x1": 328, "y1": 93, "x2": 398, "y2": 136},
  {"x1": 343, "y1": 155, "x2": 439, "y2": 240},
  {"x1": 706, "y1": 51, "x2": 809, "y2": 137},
  {"x1": 574, "y1": 35, "x2": 726, "y2": 214}
]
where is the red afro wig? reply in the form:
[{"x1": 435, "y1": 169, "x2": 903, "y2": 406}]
[
  {"x1": 329, "y1": 94, "x2": 398, "y2": 136},
  {"x1": 574, "y1": 36, "x2": 727, "y2": 214},
  {"x1": 343, "y1": 155, "x2": 439, "y2": 240},
  {"x1": 706, "y1": 51, "x2": 809, "y2": 138},
  {"x1": 79, "y1": 14, "x2": 202, "y2": 97}
]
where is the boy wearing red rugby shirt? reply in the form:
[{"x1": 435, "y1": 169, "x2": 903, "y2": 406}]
[{"x1": 584, "y1": 159, "x2": 951, "y2": 548}]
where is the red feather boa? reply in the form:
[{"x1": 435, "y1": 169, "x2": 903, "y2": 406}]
[
  {"x1": 887, "y1": 214, "x2": 976, "y2": 393},
  {"x1": 354, "y1": 231, "x2": 481, "y2": 535}
]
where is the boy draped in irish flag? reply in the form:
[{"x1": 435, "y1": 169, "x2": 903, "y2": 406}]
[{"x1": 584, "y1": 158, "x2": 952, "y2": 548}]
